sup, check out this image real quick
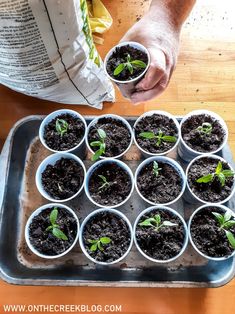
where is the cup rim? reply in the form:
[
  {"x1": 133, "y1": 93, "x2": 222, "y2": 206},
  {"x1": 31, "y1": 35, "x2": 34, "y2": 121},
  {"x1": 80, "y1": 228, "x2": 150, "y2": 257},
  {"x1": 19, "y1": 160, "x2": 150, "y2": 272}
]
[
  {"x1": 186, "y1": 154, "x2": 235, "y2": 205},
  {"x1": 84, "y1": 158, "x2": 134, "y2": 208},
  {"x1": 85, "y1": 114, "x2": 134, "y2": 160},
  {"x1": 79, "y1": 207, "x2": 133, "y2": 265},
  {"x1": 103, "y1": 41, "x2": 150, "y2": 84},
  {"x1": 39, "y1": 109, "x2": 87, "y2": 154},
  {"x1": 35, "y1": 152, "x2": 86, "y2": 203},
  {"x1": 134, "y1": 156, "x2": 186, "y2": 206},
  {"x1": 133, "y1": 110, "x2": 181, "y2": 157},
  {"x1": 133, "y1": 205, "x2": 188, "y2": 263},
  {"x1": 25, "y1": 203, "x2": 80, "y2": 259},
  {"x1": 179, "y1": 109, "x2": 228, "y2": 156},
  {"x1": 188, "y1": 203, "x2": 235, "y2": 261}
]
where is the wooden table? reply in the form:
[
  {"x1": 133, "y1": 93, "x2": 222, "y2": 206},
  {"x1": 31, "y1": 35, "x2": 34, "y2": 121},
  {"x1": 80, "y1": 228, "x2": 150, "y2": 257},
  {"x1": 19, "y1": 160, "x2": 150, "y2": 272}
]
[{"x1": 0, "y1": 0, "x2": 235, "y2": 313}]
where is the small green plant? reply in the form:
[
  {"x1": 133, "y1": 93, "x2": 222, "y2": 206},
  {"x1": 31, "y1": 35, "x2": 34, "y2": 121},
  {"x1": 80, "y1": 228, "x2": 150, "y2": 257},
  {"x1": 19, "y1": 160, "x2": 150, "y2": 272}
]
[
  {"x1": 113, "y1": 53, "x2": 147, "y2": 76},
  {"x1": 46, "y1": 207, "x2": 68, "y2": 241},
  {"x1": 90, "y1": 128, "x2": 106, "y2": 161},
  {"x1": 153, "y1": 161, "x2": 162, "y2": 177},
  {"x1": 88, "y1": 237, "x2": 111, "y2": 251},
  {"x1": 196, "y1": 161, "x2": 234, "y2": 187},
  {"x1": 98, "y1": 175, "x2": 110, "y2": 190},
  {"x1": 212, "y1": 210, "x2": 235, "y2": 249},
  {"x1": 196, "y1": 122, "x2": 213, "y2": 136},
  {"x1": 139, "y1": 214, "x2": 177, "y2": 232},
  {"x1": 139, "y1": 129, "x2": 177, "y2": 147},
  {"x1": 56, "y1": 119, "x2": 68, "y2": 137}
]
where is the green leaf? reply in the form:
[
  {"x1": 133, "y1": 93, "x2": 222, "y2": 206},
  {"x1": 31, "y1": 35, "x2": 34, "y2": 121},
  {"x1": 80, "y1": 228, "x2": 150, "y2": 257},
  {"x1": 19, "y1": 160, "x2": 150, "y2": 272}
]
[
  {"x1": 216, "y1": 161, "x2": 223, "y2": 174},
  {"x1": 139, "y1": 132, "x2": 156, "y2": 139},
  {"x1": 196, "y1": 174, "x2": 214, "y2": 184},
  {"x1": 52, "y1": 228, "x2": 68, "y2": 241},
  {"x1": 212, "y1": 212, "x2": 224, "y2": 226},
  {"x1": 90, "y1": 243, "x2": 98, "y2": 252},
  {"x1": 225, "y1": 230, "x2": 235, "y2": 249},
  {"x1": 223, "y1": 221, "x2": 235, "y2": 229},
  {"x1": 217, "y1": 173, "x2": 226, "y2": 187},
  {"x1": 114, "y1": 63, "x2": 125, "y2": 76},
  {"x1": 100, "y1": 237, "x2": 111, "y2": 244},
  {"x1": 92, "y1": 148, "x2": 104, "y2": 161},
  {"x1": 222, "y1": 170, "x2": 235, "y2": 177},
  {"x1": 98, "y1": 175, "x2": 107, "y2": 183},
  {"x1": 88, "y1": 239, "x2": 98, "y2": 244},
  {"x1": 126, "y1": 54, "x2": 131, "y2": 62},
  {"x1": 131, "y1": 60, "x2": 147, "y2": 68},
  {"x1": 46, "y1": 225, "x2": 53, "y2": 231},
  {"x1": 126, "y1": 62, "x2": 133, "y2": 74},
  {"x1": 154, "y1": 214, "x2": 161, "y2": 225},
  {"x1": 50, "y1": 208, "x2": 58, "y2": 225},
  {"x1": 97, "y1": 128, "x2": 106, "y2": 140},
  {"x1": 97, "y1": 241, "x2": 104, "y2": 251},
  {"x1": 162, "y1": 221, "x2": 178, "y2": 227},
  {"x1": 153, "y1": 161, "x2": 161, "y2": 176},
  {"x1": 224, "y1": 210, "x2": 232, "y2": 222},
  {"x1": 55, "y1": 119, "x2": 68, "y2": 136},
  {"x1": 90, "y1": 141, "x2": 102, "y2": 147},
  {"x1": 162, "y1": 135, "x2": 177, "y2": 143},
  {"x1": 139, "y1": 217, "x2": 156, "y2": 227}
]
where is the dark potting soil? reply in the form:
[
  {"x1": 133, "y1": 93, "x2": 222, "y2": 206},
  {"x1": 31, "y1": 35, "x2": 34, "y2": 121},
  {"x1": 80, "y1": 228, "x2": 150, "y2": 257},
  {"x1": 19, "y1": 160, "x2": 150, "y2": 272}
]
[
  {"x1": 190, "y1": 207, "x2": 235, "y2": 257},
  {"x1": 88, "y1": 117, "x2": 131, "y2": 157},
  {"x1": 83, "y1": 211, "x2": 131, "y2": 263},
  {"x1": 181, "y1": 114, "x2": 225, "y2": 152},
  {"x1": 106, "y1": 44, "x2": 148, "y2": 81},
  {"x1": 188, "y1": 157, "x2": 234, "y2": 202},
  {"x1": 136, "y1": 209, "x2": 185, "y2": 260},
  {"x1": 137, "y1": 161, "x2": 182, "y2": 204},
  {"x1": 29, "y1": 207, "x2": 77, "y2": 256},
  {"x1": 44, "y1": 113, "x2": 85, "y2": 151},
  {"x1": 135, "y1": 114, "x2": 178, "y2": 153},
  {"x1": 88, "y1": 162, "x2": 132, "y2": 206},
  {"x1": 41, "y1": 158, "x2": 84, "y2": 200}
]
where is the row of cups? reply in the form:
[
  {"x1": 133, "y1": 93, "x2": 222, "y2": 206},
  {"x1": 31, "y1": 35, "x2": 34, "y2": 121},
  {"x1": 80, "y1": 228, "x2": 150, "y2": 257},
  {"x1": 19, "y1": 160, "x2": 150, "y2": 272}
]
[
  {"x1": 25, "y1": 203, "x2": 235, "y2": 264},
  {"x1": 39, "y1": 109, "x2": 228, "y2": 162}
]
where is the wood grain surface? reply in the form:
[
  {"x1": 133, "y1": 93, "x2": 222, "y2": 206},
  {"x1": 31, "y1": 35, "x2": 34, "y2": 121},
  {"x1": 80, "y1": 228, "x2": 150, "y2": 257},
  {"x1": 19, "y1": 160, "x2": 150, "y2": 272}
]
[{"x1": 0, "y1": 0, "x2": 235, "y2": 313}]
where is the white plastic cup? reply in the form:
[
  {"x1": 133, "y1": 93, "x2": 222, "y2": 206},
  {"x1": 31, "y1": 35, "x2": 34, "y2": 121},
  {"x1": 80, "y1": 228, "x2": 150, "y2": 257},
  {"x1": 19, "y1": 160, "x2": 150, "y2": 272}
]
[
  {"x1": 133, "y1": 205, "x2": 188, "y2": 263},
  {"x1": 39, "y1": 109, "x2": 87, "y2": 158},
  {"x1": 178, "y1": 110, "x2": 228, "y2": 162},
  {"x1": 185, "y1": 154, "x2": 235, "y2": 205},
  {"x1": 84, "y1": 158, "x2": 134, "y2": 208},
  {"x1": 35, "y1": 152, "x2": 86, "y2": 203},
  {"x1": 25, "y1": 203, "x2": 79, "y2": 259},
  {"x1": 85, "y1": 114, "x2": 134, "y2": 160},
  {"x1": 133, "y1": 110, "x2": 180, "y2": 158},
  {"x1": 135, "y1": 156, "x2": 186, "y2": 206},
  {"x1": 104, "y1": 41, "x2": 150, "y2": 99},
  {"x1": 79, "y1": 208, "x2": 133, "y2": 265},
  {"x1": 188, "y1": 204, "x2": 235, "y2": 261}
]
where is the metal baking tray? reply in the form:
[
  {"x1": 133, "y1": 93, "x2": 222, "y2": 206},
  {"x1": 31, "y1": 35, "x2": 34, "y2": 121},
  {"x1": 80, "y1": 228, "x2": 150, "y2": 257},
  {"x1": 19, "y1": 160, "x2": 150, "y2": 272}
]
[{"x1": 0, "y1": 115, "x2": 234, "y2": 287}]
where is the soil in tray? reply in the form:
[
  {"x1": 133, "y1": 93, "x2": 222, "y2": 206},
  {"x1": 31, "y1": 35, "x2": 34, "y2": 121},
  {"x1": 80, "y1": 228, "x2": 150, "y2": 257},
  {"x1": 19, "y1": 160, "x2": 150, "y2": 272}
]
[
  {"x1": 41, "y1": 158, "x2": 84, "y2": 200},
  {"x1": 137, "y1": 161, "x2": 182, "y2": 204},
  {"x1": 181, "y1": 114, "x2": 225, "y2": 152},
  {"x1": 88, "y1": 117, "x2": 131, "y2": 157},
  {"x1": 88, "y1": 162, "x2": 132, "y2": 206},
  {"x1": 83, "y1": 211, "x2": 131, "y2": 263},
  {"x1": 106, "y1": 44, "x2": 148, "y2": 81},
  {"x1": 135, "y1": 114, "x2": 178, "y2": 154},
  {"x1": 43, "y1": 113, "x2": 85, "y2": 151},
  {"x1": 190, "y1": 207, "x2": 235, "y2": 257},
  {"x1": 136, "y1": 209, "x2": 185, "y2": 260},
  {"x1": 188, "y1": 157, "x2": 234, "y2": 202},
  {"x1": 29, "y1": 207, "x2": 77, "y2": 256}
]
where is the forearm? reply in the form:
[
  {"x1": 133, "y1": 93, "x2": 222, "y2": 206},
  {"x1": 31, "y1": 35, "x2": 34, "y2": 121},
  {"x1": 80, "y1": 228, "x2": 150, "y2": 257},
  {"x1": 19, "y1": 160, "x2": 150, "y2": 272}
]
[{"x1": 149, "y1": 0, "x2": 196, "y2": 31}]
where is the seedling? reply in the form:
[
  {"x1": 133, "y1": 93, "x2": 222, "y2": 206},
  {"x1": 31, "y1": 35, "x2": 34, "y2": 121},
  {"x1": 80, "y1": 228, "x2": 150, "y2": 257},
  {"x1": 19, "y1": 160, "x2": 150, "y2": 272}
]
[
  {"x1": 88, "y1": 237, "x2": 111, "y2": 251},
  {"x1": 56, "y1": 119, "x2": 68, "y2": 137},
  {"x1": 113, "y1": 53, "x2": 147, "y2": 76},
  {"x1": 196, "y1": 161, "x2": 234, "y2": 187},
  {"x1": 98, "y1": 175, "x2": 110, "y2": 190},
  {"x1": 46, "y1": 207, "x2": 68, "y2": 241},
  {"x1": 139, "y1": 129, "x2": 177, "y2": 147},
  {"x1": 212, "y1": 210, "x2": 235, "y2": 249},
  {"x1": 153, "y1": 161, "x2": 162, "y2": 177},
  {"x1": 196, "y1": 122, "x2": 213, "y2": 136},
  {"x1": 139, "y1": 214, "x2": 177, "y2": 232},
  {"x1": 90, "y1": 128, "x2": 106, "y2": 161}
]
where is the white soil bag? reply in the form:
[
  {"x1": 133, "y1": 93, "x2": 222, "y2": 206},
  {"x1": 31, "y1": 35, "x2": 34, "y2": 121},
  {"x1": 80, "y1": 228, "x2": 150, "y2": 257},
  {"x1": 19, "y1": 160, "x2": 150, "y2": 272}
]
[{"x1": 0, "y1": 0, "x2": 115, "y2": 108}]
